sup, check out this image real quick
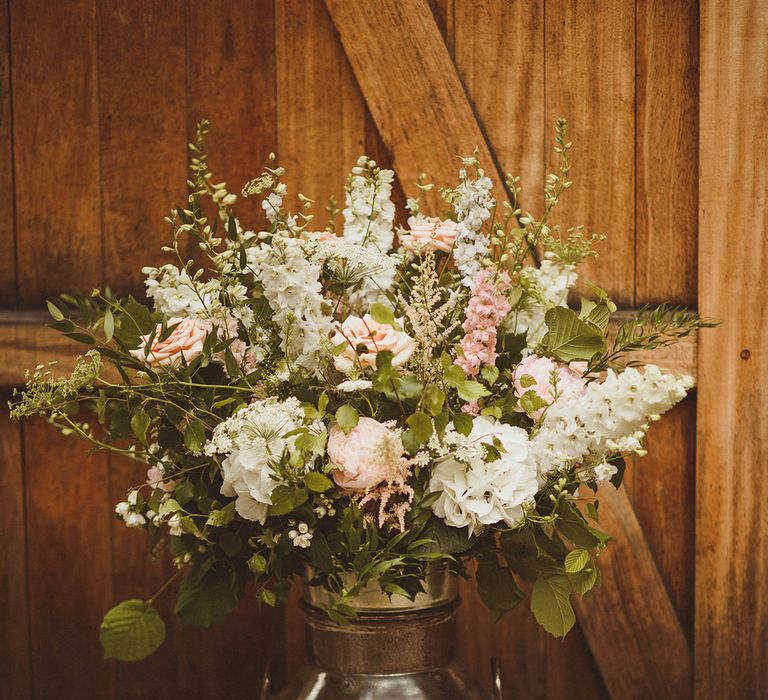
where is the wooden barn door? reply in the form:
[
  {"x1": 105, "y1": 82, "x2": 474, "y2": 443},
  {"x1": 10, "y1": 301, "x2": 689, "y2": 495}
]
[{"x1": 1, "y1": 1, "x2": 766, "y2": 698}]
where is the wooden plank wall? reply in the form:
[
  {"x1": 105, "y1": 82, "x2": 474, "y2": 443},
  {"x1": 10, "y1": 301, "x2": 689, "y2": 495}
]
[{"x1": 1, "y1": 0, "x2": 756, "y2": 698}]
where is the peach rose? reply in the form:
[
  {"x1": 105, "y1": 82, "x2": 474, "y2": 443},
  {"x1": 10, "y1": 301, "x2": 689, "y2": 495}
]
[
  {"x1": 400, "y1": 217, "x2": 458, "y2": 254},
  {"x1": 130, "y1": 317, "x2": 207, "y2": 369},
  {"x1": 331, "y1": 314, "x2": 416, "y2": 374},
  {"x1": 328, "y1": 417, "x2": 405, "y2": 490}
]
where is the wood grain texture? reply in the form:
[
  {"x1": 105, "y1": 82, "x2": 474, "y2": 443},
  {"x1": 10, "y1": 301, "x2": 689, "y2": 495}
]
[
  {"x1": 0, "y1": 0, "x2": 16, "y2": 307},
  {"x1": 276, "y1": 0, "x2": 365, "y2": 219},
  {"x1": 98, "y1": 0, "x2": 188, "y2": 298},
  {"x1": 187, "y1": 0, "x2": 277, "y2": 232},
  {"x1": 545, "y1": 0, "x2": 635, "y2": 306},
  {"x1": 324, "y1": 0, "x2": 505, "y2": 206},
  {"x1": 635, "y1": 0, "x2": 698, "y2": 306},
  {"x1": 10, "y1": 0, "x2": 103, "y2": 305},
  {"x1": 23, "y1": 421, "x2": 113, "y2": 700},
  {"x1": 575, "y1": 486, "x2": 692, "y2": 699},
  {"x1": 0, "y1": 399, "x2": 30, "y2": 700},
  {"x1": 696, "y1": 1, "x2": 768, "y2": 696}
]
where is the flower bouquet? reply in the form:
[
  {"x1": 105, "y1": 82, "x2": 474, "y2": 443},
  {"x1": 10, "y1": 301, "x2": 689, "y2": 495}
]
[{"x1": 10, "y1": 119, "x2": 712, "y2": 663}]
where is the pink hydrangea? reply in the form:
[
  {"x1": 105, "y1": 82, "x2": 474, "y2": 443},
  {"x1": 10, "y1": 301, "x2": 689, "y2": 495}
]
[
  {"x1": 512, "y1": 354, "x2": 587, "y2": 420},
  {"x1": 455, "y1": 269, "x2": 512, "y2": 377}
]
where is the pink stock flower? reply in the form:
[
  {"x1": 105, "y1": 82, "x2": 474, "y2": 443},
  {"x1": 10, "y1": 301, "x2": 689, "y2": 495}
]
[
  {"x1": 130, "y1": 317, "x2": 207, "y2": 369},
  {"x1": 303, "y1": 230, "x2": 340, "y2": 245},
  {"x1": 400, "y1": 217, "x2": 458, "y2": 254},
  {"x1": 512, "y1": 354, "x2": 587, "y2": 420},
  {"x1": 332, "y1": 314, "x2": 416, "y2": 374},
  {"x1": 455, "y1": 269, "x2": 512, "y2": 377}
]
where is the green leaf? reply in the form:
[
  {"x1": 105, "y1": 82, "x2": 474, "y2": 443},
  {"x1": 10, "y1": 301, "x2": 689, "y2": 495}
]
[
  {"x1": 542, "y1": 307, "x2": 604, "y2": 362},
  {"x1": 452, "y1": 412, "x2": 473, "y2": 436},
  {"x1": 247, "y1": 553, "x2": 267, "y2": 574},
  {"x1": 520, "y1": 390, "x2": 549, "y2": 416},
  {"x1": 568, "y1": 564, "x2": 599, "y2": 596},
  {"x1": 579, "y1": 298, "x2": 611, "y2": 332},
  {"x1": 455, "y1": 380, "x2": 491, "y2": 403},
  {"x1": 65, "y1": 331, "x2": 96, "y2": 345},
  {"x1": 206, "y1": 501, "x2": 236, "y2": 527},
  {"x1": 519, "y1": 373, "x2": 537, "y2": 389},
  {"x1": 174, "y1": 569, "x2": 237, "y2": 628},
  {"x1": 269, "y1": 485, "x2": 308, "y2": 516},
  {"x1": 260, "y1": 589, "x2": 277, "y2": 607},
  {"x1": 103, "y1": 308, "x2": 115, "y2": 343},
  {"x1": 423, "y1": 385, "x2": 445, "y2": 416},
  {"x1": 420, "y1": 520, "x2": 473, "y2": 554},
  {"x1": 335, "y1": 404, "x2": 359, "y2": 433},
  {"x1": 183, "y1": 420, "x2": 206, "y2": 454},
  {"x1": 100, "y1": 599, "x2": 165, "y2": 661},
  {"x1": 609, "y1": 455, "x2": 626, "y2": 488},
  {"x1": 480, "y1": 364, "x2": 499, "y2": 385},
  {"x1": 130, "y1": 410, "x2": 151, "y2": 445},
  {"x1": 305, "y1": 471, "x2": 334, "y2": 493},
  {"x1": 406, "y1": 412, "x2": 433, "y2": 445},
  {"x1": 46, "y1": 300, "x2": 64, "y2": 321},
  {"x1": 158, "y1": 498, "x2": 181, "y2": 516},
  {"x1": 531, "y1": 575, "x2": 575, "y2": 637},
  {"x1": 369, "y1": 302, "x2": 397, "y2": 328},
  {"x1": 564, "y1": 548, "x2": 590, "y2": 573},
  {"x1": 477, "y1": 559, "x2": 523, "y2": 622}
]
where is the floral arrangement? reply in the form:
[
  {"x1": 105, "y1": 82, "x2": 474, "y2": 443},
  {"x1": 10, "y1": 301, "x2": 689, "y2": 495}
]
[{"x1": 10, "y1": 119, "x2": 713, "y2": 662}]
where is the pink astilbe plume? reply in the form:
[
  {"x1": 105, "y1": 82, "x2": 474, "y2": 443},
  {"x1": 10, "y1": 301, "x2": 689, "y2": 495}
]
[
  {"x1": 356, "y1": 456, "x2": 416, "y2": 532},
  {"x1": 455, "y1": 269, "x2": 512, "y2": 377}
]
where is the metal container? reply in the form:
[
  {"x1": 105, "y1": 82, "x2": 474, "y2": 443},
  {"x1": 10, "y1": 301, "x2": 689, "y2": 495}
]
[{"x1": 260, "y1": 569, "x2": 501, "y2": 699}]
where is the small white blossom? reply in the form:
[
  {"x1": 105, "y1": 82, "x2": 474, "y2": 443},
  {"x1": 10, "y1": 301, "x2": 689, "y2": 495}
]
[{"x1": 336, "y1": 379, "x2": 373, "y2": 393}]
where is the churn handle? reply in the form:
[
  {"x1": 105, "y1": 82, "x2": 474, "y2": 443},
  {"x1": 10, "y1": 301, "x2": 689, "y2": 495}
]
[{"x1": 491, "y1": 657, "x2": 503, "y2": 700}]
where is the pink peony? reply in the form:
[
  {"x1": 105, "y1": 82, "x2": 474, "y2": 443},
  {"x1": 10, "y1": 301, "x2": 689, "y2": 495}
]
[
  {"x1": 146, "y1": 465, "x2": 179, "y2": 493},
  {"x1": 512, "y1": 354, "x2": 587, "y2": 419},
  {"x1": 455, "y1": 269, "x2": 511, "y2": 377},
  {"x1": 332, "y1": 314, "x2": 416, "y2": 374},
  {"x1": 130, "y1": 317, "x2": 207, "y2": 369},
  {"x1": 327, "y1": 417, "x2": 406, "y2": 491},
  {"x1": 400, "y1": 217, "x2": 458, "y2": 254}
]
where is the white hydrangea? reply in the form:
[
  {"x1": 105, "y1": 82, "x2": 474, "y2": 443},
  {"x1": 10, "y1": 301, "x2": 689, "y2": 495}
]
[
  {"x1": 429, "y1": 417, "x2": 538, "y2": 535},
  {"x1": 142, "y1": 264, "x2": 220, "y2": 318},
  {"x1": 342, "y1": 158, "x2": 396, "y2": 309},
  {"x1": 508, "y1": 254, "x2": 578, "y2": 347},
  {"x1": 451, "y1": 162, "x2": 495, "y2": 286},
  {"x1": 205, "y1": 397, "x2": 307, "y2": 523},
  {"x1": 251, "y1": 235, "x2": 334, "y2": 375},
  {"x1": 529, "y1": 365, "x2": 694, "y2": 483}
]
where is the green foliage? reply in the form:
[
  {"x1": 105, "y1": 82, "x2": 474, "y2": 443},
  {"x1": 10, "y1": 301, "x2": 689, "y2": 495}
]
[
  {"x1": 477, "y1": 559, "x2": 523, "y2": 622},
  {"x1": 335, "y1": 404, "x2": 359, "y2": 432},
  {"x1": 531, "y1": 575, "x2": 575, "y2": 637},
  {"x1": 541, "y1": 307, "x2": 604, "y2": 363},
  {"x1": 174, "y1": 568, "x2": 238, "y2": 628},
  {"x1": 100, "y1": 600, "x2": 166, "y2": 661}
]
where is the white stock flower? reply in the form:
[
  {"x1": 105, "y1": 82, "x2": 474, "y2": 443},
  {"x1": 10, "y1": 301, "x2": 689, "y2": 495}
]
[
  {"x1": 142, "y1": 264, "x2": 220, "y2": 318},
  {"x1": 529, "y1": 365, "x2": 694, "y2": 482},
  {"x1": 251, "y1": 235, "x2": 334, "y2": 375},
  {"x1": 451, "y1": 163, "x2": 495, "y2": 286},
  {"x1": 342, "y1": 158, "x2": 397, "y2": 309},
  {"x1": 429, "y1": 417, "x2": 538, "y2": 535},
  {"x1": 205, "y1": 398, "x2": 307, "y2": 523}
]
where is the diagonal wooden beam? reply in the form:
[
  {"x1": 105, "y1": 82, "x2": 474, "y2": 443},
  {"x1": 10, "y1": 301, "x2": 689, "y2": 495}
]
[
  {"x1": 324, "y1": 0, "x2": 507, "y2": 200},
  {"x1": 324, "y1": 1, "x2": 693, "y2": 695}
]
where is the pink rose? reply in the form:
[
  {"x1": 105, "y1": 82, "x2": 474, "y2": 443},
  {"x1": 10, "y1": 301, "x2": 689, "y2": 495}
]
[
  {"x1": 146, "y1": 465, "x2": 179, "y2": 493},
  {"x1": 512, "y1": 354, "x2": 587, "y2": 419},
  {"x1": 331, "y1": 314, "x2": 416, "y2": 374},
  {"x1": 400, "y1": 217, "x2": 458, "y2": 254},
  {"x1": 328, "y1": 417, "x2": 405, "y2": 490},
  {"x1": 130, "y1": 317, "x2": 207, "y2": 368}
]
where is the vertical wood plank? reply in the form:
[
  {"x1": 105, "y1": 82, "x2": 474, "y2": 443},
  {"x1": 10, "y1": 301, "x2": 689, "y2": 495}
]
[
  {"x1": 0, "y1": 0, "x2": 16, "y2": 307},
  {"x1": 0, "y1": 400, "x2": 30, "y2": 700},
  {"x1": 276, "y1": 0, "x2": 365, "y2": 215},
  {"x1": 545, "y1": 0, "x2": 636, "y2": 306},
  {"x1": 10, "y1": 0, "x2": 102, "y2": 306},
  {"x1": 696, "y1": 1, "x2": 768, "y2": 696},
  {"x1": 187, "y1": 0, "x2": 278, "y2": 231},
  {"x1": 635, "y1": 0, "x2": 698, "y2": 307},
  {"x1": 98, "y1": 0, "x2": 188, "y2": 298},
  {"x1": 630, "y1": 0, "x2": 699, "y2": 647},
  {"x1": 24, "y1": 422, "x2": 113, "y2": 700}
]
